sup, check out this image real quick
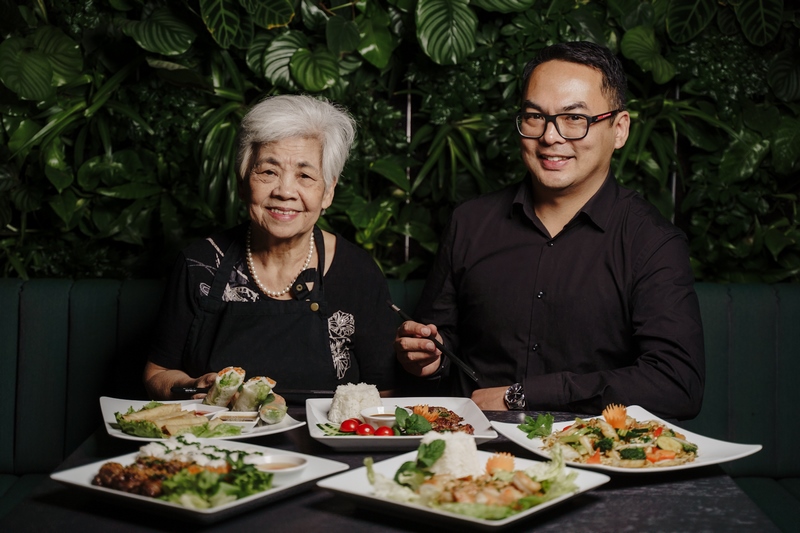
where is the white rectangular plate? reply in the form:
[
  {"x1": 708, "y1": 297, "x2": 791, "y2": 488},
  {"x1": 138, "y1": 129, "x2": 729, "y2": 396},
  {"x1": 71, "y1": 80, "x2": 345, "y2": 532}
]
[
  {"x1": 492, "y1": 405, "x2": 762, "y2": 473},
  {"x1": 317, "y1": 450, "x2": 609, "y2": 530},
  {"x1": 100, "y1": 396, "x2": 305, "y2": 442},
  {"x1": 307, "y1": 397, "x2": 497, "y2": 451},
  {"x1": 50, "y1": 439, "x2": 348, "y2": 524}
]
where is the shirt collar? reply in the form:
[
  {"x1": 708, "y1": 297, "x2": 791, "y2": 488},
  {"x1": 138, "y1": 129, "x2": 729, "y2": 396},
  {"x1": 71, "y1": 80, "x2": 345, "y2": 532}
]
[{"x1": 511, "y1": 171, "x2": 619, "y2": 232}]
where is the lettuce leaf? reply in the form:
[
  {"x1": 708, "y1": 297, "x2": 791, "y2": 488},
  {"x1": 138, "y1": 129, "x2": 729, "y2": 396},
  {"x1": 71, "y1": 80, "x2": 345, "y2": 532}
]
[{"x1": 114, "y1": 414, "x2": 164, "y2": 438}]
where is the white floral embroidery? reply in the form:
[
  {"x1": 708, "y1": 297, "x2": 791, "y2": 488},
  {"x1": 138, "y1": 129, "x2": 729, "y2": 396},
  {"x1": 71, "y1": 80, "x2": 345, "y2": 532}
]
[{"x1": 328, "y1": 310, "x2": 354, "y2": 379}]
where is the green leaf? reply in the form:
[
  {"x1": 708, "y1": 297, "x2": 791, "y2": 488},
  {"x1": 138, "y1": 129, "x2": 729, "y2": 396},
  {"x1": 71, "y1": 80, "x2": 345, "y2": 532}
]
[
  {"x1": 356, "y1": 10, "x2": 395, "y2": 69},
  {"x1": 290, "y1": 47, "x2": 339, "y2": 92},
  {"x1": 369, "y1": 156, "x2": 410, "y2": 192},
  {"x1": 327, "y1": 16, "x2": 361, "y2": 55},
  {"x1": 245, "y1": 31, "x2": 273, "y2": 75},
  {"x1": 415, "y1": 0, "x2": 477, "y2": 65},
  {"x1": 0, "y1": 36, "x2": 54, "y2": 101},
  {"x1": 301, "y1": 0, "x2": 328, "y2": 31},
  {"x1": 44, "y1": 138, "x2": 73, "y2": 193},
  {"x1": 32, "y1": 26, "x2": 83, "y2": 86},
  {"x1": 607, "y1": 0, "x2": 656, "y2": 31},
  {"x1": 772, "y1": 117, "x2": 800, "y2": 176},
  {"x1": 468, "y1": 0, "x2": 536, "y2": 13},
  {"x1": 566, "y1": 3, "x2": 611, "y2": 44},
  {"x1": 240, "y1": 0, "x2": 295, "y2": 30},
  {"x1": 199, "y1": 0, "x2": 242, "y2": 49},
  {"x1": 620, "y1": 26, "x2": 675, "y2": 84},
  {"x1": 666, "y1": 0, "x2": 716, "y2": 44},
  {"x1": 97, "y1": 182, "x2": 162, "y2": 199},
  {"x1": 764, "y1": 228, "x2": 794, "y2": 261},
  {"x1": 49, "y1": 189, "x2": 85, "y2": 228},
  {"x1": 734, "y1": 0, "x2": 782, "y2": 46},
  {"x1": 121, "y1": 7, "x2": 196, "y2": 56},
  {"x1": 8, "y1": 119, "x2": 42, "y2": 158},
  {"x1": 767, "y1": 50, "x2": 800, "y2": 103},
  {"x1": 263, "y1": 31, "x2": 307, "y2": 89},
  {"x1": 718, "y1": 131, "x2": 770, "y2": 182}
]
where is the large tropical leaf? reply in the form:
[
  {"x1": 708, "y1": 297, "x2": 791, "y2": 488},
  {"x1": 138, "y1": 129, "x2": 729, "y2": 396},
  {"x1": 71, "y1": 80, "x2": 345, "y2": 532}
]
[
  {"x1": 356, "y1": 6, "x2": 395, "y2": 69},
  {"x1": 718, "y1": 130, "x2": 770, "y2": 182},
  {"x1": 0, "y1": 37, "x2": 53, "y2": 101},
  {"x1": 771, "y1": 117, "x2": 800, "y2": 176},
  {"x1": 240, "y1": 0, "x2": 295, "y2": 30},
  {"x1": 199, "y1": 0, "x2": 241, "y2": 49},
  {"x1": 327, "y1": 16, "x2": 360, "y2": 55},
  {"x1": 245, "y1": 31, "x2": 273, "y2": 77},
  {"x1": 735, "y1": 0, "x2": 782, "y2": 46},
  {"x1": 31, "y1": 26, "x2": 82, "y2": 86},
  {"x1": 262, "y1": 30, "x2": 307, "y2": 89},
  {"x1": 621, "y1": 26, "x2": 675, "y2": 84},
  {"x1": 768, "y1": 50, "x2": 800, "y2": 103},
  {"x1": 290, "y1": 47, "x2": 339, "y2": 92},
  {"x1": 121, "y1": 7, "x2": 196, "y2": 55},
  {"x1": 607, "y1": 0, "x2": 655, "y2": 31},
  {"x1": 469, "y1": 0, "x2": 536, "y2": 13},
  {"x1": 415, "y1": 0, "x2": 477, "y2": 65},
  {"x1": 370, "y1": 156, "x2": 411, "y2": 192},
  {"x1": 666, "y1": 0, "x2": 716, "y2": 44}
]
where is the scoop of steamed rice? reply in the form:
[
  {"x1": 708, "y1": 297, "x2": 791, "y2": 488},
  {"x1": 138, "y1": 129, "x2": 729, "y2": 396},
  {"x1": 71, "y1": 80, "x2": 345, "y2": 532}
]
[
  {"x1": 420, "y1": 431, "x2": 483, "y2": 479},
  {"x1": 327, "y1": 382, "x2": 381, "y2": 424}
]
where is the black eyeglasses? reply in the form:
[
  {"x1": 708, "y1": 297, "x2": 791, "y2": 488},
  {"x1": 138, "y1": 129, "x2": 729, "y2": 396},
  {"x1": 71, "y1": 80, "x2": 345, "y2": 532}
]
[{"x1": 515, "y1": 110, "x2": 621, "y2": 140}]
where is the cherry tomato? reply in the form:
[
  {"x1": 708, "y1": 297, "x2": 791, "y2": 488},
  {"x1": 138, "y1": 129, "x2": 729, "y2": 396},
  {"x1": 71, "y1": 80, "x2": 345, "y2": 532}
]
[
  {"x1": 374, "y1": 426, "x2": 394, "y2": 436},
  {"x1": 339, "y1": 418, "x2": 360, "y2": 433},
  {"x1": 356, "y1": 423, "x2": 375, "y2": 436}
]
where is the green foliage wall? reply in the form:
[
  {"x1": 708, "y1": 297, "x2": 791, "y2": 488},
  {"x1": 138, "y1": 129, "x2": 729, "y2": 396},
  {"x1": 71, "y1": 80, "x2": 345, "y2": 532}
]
[{"x1": 1, "y1": 0, "x2": 799, "y2": 282}]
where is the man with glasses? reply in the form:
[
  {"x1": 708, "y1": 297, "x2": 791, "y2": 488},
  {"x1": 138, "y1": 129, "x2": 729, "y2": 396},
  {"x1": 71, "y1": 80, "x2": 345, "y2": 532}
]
[{"x1": 395, "y1": 41, "x2": 705, "y2": 420}]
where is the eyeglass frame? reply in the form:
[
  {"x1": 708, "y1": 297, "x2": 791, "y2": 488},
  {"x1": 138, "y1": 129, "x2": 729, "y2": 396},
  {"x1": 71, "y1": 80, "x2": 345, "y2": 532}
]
[{"x1": 514, "y1": 109, "x2": 622, "y2": 140}]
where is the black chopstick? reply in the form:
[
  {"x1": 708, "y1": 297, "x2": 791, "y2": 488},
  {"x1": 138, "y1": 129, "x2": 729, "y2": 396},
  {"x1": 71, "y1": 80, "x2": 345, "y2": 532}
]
[
  {"x1": 171, "y1": 386, "x2": 209, "y2": 395},
  {"x1": 388, "y1": 300, "x2": 480, "y2": 383}
]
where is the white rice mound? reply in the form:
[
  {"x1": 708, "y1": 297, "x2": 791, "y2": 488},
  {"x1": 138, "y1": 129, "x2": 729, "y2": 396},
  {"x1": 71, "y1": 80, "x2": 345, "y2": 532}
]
[
  {"x1": 327, "y1": 382, "x2": 381, "y2": 424},
  {"x1": 420, "y1": 431, "x2": 483, "y2": 479}
]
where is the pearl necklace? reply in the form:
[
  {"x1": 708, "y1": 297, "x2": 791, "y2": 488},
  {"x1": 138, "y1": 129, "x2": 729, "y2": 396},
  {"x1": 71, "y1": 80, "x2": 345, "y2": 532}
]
[{"x1": 246, "y1": 226, "x2": 314, "y2": 298}]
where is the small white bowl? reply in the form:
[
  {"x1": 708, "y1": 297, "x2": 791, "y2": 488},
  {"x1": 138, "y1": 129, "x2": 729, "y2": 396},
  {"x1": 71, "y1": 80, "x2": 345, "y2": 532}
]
[
  {"x1": 249, "y1": 454, "x2": 308, "y2": 483},
  {"x1": 211, "y1": 411, "x2": 259, "y2": 431},
  {"x1": 360, "y1": 406, "x2": 412, "y2": 428},
  {"x1": 182, "y1": 403, "x2": 228, "y2": 417}
]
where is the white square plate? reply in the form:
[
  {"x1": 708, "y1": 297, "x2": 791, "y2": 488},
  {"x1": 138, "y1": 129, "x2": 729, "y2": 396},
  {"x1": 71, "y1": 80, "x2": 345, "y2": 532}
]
[
  {"x1": 492, "y1": 405, "x2": 762, "y2": 473},
  {"x1": 317, "y1": 450, "x2": 609, "y2": 530},
  {"x1": 306, "y1": 397, "x2": 497, "y2": 451},
  {"x1": 100, "y1": 396, "x2": 305, "y2": 442},
  {"x1": 51, "y1": 439, "x2": 348, "y2": 524}
]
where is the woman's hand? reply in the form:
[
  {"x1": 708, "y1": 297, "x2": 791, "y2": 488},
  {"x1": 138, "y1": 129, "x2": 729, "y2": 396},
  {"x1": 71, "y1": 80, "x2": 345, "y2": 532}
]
[
  {"x1": 393, "y1": 321, "x2": 444, "y2": 377},
  {"x1": 144, "y1": 361, "x2": 215, "y2": 400}
]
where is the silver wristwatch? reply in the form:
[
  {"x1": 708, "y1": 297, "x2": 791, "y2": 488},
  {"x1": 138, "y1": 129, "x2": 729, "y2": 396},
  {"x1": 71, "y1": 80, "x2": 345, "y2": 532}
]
[{"x1": 504, "y1": 382, "x2": 526, "y2": 410}]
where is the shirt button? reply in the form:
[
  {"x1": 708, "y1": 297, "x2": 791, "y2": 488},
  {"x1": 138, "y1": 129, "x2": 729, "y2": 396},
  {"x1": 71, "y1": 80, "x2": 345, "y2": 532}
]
[
  {"x1": 536, "y1": 291, "x2": 545, "y2": 298},
  {"x1": 532, "y1": 343, "x2": 539, "y2": 351},
  {"x1": 310, "y1": 302, "x2": 320, "y2": 312},
  {"x1": 547, "y1": 241, "x2": 554, "y2": 247},
  {"x1": 295, "y1": 284, "x2": 304, "y2": 292}
]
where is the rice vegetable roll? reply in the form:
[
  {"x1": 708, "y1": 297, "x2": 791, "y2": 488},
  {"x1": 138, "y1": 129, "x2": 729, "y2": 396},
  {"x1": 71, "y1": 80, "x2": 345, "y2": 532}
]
[
  {"x1": 203, "y1": 366, "x2": 246, "y2": 407},
  {"x1": 232, "y1": 376, "x2": 276, "y2": 411},
  {"x1": 259, "y1": 393, "x2": 287, "y2": 424}
]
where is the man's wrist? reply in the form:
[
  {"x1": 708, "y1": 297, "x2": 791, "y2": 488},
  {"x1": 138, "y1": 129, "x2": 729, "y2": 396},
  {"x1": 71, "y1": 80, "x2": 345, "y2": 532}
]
[{"x1": 504, "y1": 382, "x2": 526, "y2": 410}]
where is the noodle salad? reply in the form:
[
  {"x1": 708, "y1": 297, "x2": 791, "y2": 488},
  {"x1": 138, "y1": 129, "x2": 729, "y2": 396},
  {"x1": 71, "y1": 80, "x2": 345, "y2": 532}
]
[{"x1": 537, "y1": 404, "x2": 699, "y2": 468}]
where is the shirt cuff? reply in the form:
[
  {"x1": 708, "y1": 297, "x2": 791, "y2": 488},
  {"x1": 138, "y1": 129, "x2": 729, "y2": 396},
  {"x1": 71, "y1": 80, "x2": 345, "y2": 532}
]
[{"x1": 523, "y1": 372, "x2": 567, "y2": 410}]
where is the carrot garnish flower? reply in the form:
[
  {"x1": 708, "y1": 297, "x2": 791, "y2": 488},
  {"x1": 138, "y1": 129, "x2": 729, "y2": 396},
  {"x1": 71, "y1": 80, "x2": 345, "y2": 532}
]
[
  {"x1": 602, "y1": 403, "x2": 628, "y2": 429},
  {"x1": 486, "y1": 452, "x2": 515, "y2": 474}
]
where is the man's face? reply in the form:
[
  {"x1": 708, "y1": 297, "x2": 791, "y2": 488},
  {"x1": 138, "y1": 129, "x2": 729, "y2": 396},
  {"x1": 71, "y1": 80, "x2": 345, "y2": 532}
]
[{"x1": 519, "y1": 60, "x2": 629, "y2": 198}]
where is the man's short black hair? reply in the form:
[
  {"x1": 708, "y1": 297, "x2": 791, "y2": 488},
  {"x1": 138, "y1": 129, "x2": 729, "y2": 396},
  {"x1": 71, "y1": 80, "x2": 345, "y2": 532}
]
[{"x1": 522, "y1": 41, "x2": 627, "y2": 111}]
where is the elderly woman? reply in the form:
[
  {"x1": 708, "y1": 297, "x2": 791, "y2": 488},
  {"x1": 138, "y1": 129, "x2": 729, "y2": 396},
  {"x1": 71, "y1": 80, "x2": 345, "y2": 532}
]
[{"x1": 144, "y1": 95, "x2": 398, "y2": 402}]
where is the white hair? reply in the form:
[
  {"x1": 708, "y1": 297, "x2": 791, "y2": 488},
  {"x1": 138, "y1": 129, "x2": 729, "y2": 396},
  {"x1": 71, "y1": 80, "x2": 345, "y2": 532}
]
[{"x1": 236, "y1": 94, "x2": 356, "y2": 190}]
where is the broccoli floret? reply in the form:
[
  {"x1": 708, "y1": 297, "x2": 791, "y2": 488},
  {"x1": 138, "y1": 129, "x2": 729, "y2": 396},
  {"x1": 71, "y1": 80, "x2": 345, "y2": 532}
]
[
  {"x1": 594, "y1": 438, "x2": 614, "y2": 452},
  {"x1": 619, "y1": 447, "x2": 646, "y2": 460},
  {"x1": 682, "y1": 442, "x2": 698, "y2": 454}
]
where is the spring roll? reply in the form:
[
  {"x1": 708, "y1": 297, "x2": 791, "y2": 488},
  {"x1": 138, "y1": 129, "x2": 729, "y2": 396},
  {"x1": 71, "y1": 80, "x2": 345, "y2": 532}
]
[
  {"x1": 203, "y1": 366, "x2": 246, "y2": 407},
  {"x1": 258, "y1": 393, "x2": 287, "y2": 425},
  {"x1": 232, "y1": 376, "x2": 276, "y2": 411}
]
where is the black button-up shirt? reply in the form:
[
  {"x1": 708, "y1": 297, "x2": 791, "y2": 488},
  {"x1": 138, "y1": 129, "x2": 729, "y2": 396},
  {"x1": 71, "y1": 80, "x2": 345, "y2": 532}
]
[{"x1": 416, "y1": 174, "x2": 705, "y2": 420}]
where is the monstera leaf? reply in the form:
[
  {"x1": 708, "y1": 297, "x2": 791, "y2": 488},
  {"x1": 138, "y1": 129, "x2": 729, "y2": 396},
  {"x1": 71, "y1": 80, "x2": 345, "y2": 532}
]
[
  {"x1": 621, "y1": 26, "x2": 675, "y2": 84},
  {"x1": 469, "y1": 0, "x2": 536, "y2": 13},
  {"x1": 240, "y1": 0, "x2": 294, "y2": 30},
  {"x1": 290, "y1": 47, "x2": 339, "y2": 92},
  {"x1": 120, "y1": 7, "x2": 196, "y2": 55},
  {"x1": 199, "y1": 0, "x2": 241, "y2": 49},
  {"x1": 719, "y1": 130, "x2": 770, "y2": 183},
  {"x1": 415, "y1": 0, "x2": 477, "y2": 65},
  {"x1": 666, "y1": 0, "x2": 716, "y2": 43},
  {"x1": 735, "y1": 0, "x2": 783, "y2": 46}
]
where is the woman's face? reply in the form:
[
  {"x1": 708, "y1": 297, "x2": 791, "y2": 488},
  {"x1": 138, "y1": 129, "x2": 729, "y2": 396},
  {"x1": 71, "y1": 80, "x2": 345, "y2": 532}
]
[{"x1": 242, "y1": 136, "x2": 334, "y2": 244}]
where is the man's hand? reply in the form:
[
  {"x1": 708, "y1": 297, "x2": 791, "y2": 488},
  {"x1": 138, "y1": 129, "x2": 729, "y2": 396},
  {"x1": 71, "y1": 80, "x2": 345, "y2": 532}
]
[
  {"x1": 192, "y1": 372, "x2": 217, "y2": 399},
  {"x1": 471, "y1": 386, "x2": 510, "y2": 410},
  {"x1": 394, "y1": 321, "x2": 444, "y2": 377}
]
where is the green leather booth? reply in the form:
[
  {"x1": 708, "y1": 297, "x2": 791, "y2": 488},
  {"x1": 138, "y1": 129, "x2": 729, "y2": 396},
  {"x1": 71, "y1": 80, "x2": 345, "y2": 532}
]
[{"x1": 1, "y1": 278, "x2": 798, "y2": 531}]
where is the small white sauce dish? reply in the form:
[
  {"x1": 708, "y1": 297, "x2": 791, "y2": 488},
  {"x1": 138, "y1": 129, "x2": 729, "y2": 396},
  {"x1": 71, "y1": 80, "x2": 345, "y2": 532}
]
[
  {"x1": 210, "y1": 411, "x2": 259, "y2": 431},
  {"x1": 360, "y1": 406, "x2": 412, "y2": 428},
  {"x1": 247, "y1": 454, "x2": 308, "y2": 483},
  {"x1": 182, "y1": 403, "x2": 228, "y2": 417}
]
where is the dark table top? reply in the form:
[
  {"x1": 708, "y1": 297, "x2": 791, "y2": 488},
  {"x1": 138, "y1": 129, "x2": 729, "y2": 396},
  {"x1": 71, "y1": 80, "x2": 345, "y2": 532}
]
[{"x1": 0, "y1": 409, "x2": 778, "y2": 532}]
